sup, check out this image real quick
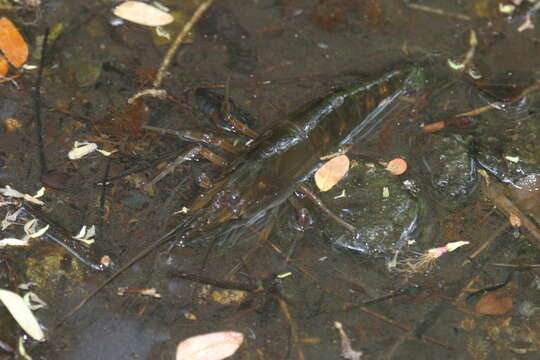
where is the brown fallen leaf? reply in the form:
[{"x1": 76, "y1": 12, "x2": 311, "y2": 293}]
[
  {"x1": 176, "y1": 331, "x2": 244, "y2": 360},
  {"x1": 0, "y1": 17, "x2": 28, "y2": 68},
  {"x1": 475, "y1": 289, "x2": 514, "y2": 315},
  {"x1": 113, "y1": 1, "x2": 174, "y2": 27},
  {"x1": 315, "y1": 154, "x2": 350, "y2": 192}
]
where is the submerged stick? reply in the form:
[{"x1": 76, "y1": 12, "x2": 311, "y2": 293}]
[
  {"x1": 153, "y1": 0, "x2": 215, "y2": 88},
  {"x1": 486, "y1": 180, "x2": 540, "y2": 248},
  {"x1": 128, "y1": 0, "x2": 216, "y2": 103}
]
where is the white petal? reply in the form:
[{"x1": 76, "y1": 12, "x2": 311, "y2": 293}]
[
  {"x1": 0, "y1": 185, "x2": 24, "y2": 198},
  {"x1": 85, "y1": 225, "x2": 96, "y2": 239},
  {"x1": 113, "y1": 1, "x2": 174, "y2": 27},
  {"x1": 22, "y1": 194, "x2": 45, "y2": 206},
  {"x1": 23, "y1": 219, "x2": 37, "y2": 235},
  {"x1": 446, "y1": 241, "x2": 470, "y2": 252},
  {"x1": 23, "y1": 292, "x2": 48, "y2": 311},
  {"x1": 0, "y1": 238, "x2": 30, "y2": 248},
  {"x1": 68, "y1": 142, "x2": 98, "y2": 160},
  {"x1": 0, "y1": 289, "x2": 45, "y2": 341},
  {"x1": 2, "y1": 207, "x2": 23, "y2": 230},
  {"x1": 33, "y1": 187, "x2": 45, "y2": 199},
  {"x1": 29, "y1": 224, "x2": 49, "y2": 238},
  {"x1": 73, "y1": 225, "x2": 87, "y2": 239},
  {"x1": 176, "y1": 331, "x2": 244, "y2": 360}
]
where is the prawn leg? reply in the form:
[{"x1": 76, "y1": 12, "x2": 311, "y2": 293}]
[{"x1": 60, "y1": 66, "x2": 429, "y2": 323}]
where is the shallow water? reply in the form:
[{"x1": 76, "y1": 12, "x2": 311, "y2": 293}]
[{"x1": 1, "y1": 1, "x2": 540, "y2": 359}]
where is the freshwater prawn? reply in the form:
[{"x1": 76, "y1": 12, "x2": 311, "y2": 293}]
[{"x1": 60, "y1": 65, "x2": 428, "y2": 322}]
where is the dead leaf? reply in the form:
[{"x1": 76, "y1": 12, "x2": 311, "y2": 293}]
[
  {"x1": 0, "y1": 54, "x2": 8, "y2": 76},
  {"x1": 315, "y1": 154, "x2": 350, "y2": 192},
  {"x1": 0, "y1": 289, "x2": 45, "y2": 341},
  {"x1": 3, "y1": 117, "x2": 23, "y2": 133},
  {"x1": 113, "y1": 1, "x2": 174, "y2": 27},
  {"x1": 0, "y1": 17, "x2": 29, "y2": 67},
  {"x1": 475, "y1": 289, "x2": 514, "y2": 315},
  {"x1": 386, "y1": 158, "x2": 407, "y2": 175},
  {"x1": 176, "y1": 331, "x2": 244, "y2": 360}
]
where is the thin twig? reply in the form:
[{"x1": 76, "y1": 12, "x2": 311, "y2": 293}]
[
  {"x1": 128, "y1": 0, "x2": 216, "y2": 103},
  {"x1": 153, "y1": 0, "x2": 215, "y2": 88},
  {"x1": 403, "y1": 0, "x2": 471, "y2": 21},
  {"x1": 298, "y1": 184, "x2": 359, "y2": 237},
  {"x1": 485, "y1": 180, "x2": 540, "y2": 248},
  {"x1": 277, "y1": 297, "x2": 305, "y2": 360},
  {"x1": 461, "y1": 222, "x2": 508, "y2": 266},
  {"x1": 456, "y1": 81, "x2": 540, "y2": 117},
  {"x1": 34, "y1": 27, "x2": 50, "y2": 174}
]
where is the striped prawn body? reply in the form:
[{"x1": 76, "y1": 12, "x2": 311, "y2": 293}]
[{"x1": 179, "y1": 67, "x2": 426, "y2": 243}]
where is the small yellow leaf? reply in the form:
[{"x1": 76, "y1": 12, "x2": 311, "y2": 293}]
[
  {"x1": 176, "y1": 331, "x2": 244, "y2": 360},
  {"x1": 315, "y1": 155, "x2": 350, "y2": 192},
  {"x1": 113, "y1": 1, "x2": 174, "y2": 27}
]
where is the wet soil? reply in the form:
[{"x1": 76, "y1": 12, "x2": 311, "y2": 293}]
[{"x1": 1, "y1": 0, "x2": 540, "y2": 359}]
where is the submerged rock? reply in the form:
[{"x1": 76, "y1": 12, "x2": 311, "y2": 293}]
[
  {"x1": 314, "y1": 159, "x2": 421, "y2": 255},
  {"x1": 420, "y1": 134, "x2": 478, "y2": 206},
  {"x1": 476, "y1": 105, "x2": 540, "y2": 188}
]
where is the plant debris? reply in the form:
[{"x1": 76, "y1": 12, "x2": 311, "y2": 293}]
[
  {"x1": 0, "y1": 289, "x2": 45, "y2": 342},
  {"x1": 315, "y1": 154, "x2": 350, "y2": 192},
  {"x1": 0, "y1": 17, "x2": 28, "y2": 68},
  {"x1": 175, "y1": 331, "x2": 244, "y2": 360},
  {"x1": 0, "y1": 186, "x2": 45, "y2": 205},
  {"x1": 113, "y1": 1, "x2": 174, "y2": 27},
  {"x1": 334, "y1": 321, "x2": 363, "y2": 360}
]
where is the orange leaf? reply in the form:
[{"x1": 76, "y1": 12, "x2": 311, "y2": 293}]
[
  {"x1": 315, "y1": 155, "x2": 350, "y2": 192},
  {"x1": 0, "y1": 17, "x2": 28, "y2": 68},
  {"x1": 386, "y1": 158, "x2": 408, "y2": 175},
  {"x1": 176, "y1": 331, "x2": 244, "y2": 360},
  {"x1": 0, "y1": 54, "x2": 8, "y2": 76},
  {"x1": 475, "y1": 289, "x2": 514, "y2": 315}
]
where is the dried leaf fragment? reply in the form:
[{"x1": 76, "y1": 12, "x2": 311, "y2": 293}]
[
  {"x1": 72, "y1": 225, "x2": 96, "y2": 245},
  {"x1": 0, "y1": 238, "x2": 30, "y2": 248},
  {"x1": 475, "y1": 289, "x2": 514, "y2": 315},
  {"x1": 0, "y1": 289, "x2": 45, "y2": 341},
  {"x1": 509, "y1": 214, "x2": 521, "y2": 228},
  {"x1": 113, "y1": 1, "x2": 174, "y2": 27},
  {"x1": 176, "y1": 331, "x2": 244, "y2": 360},
  {"x1": 0, "y1": 17, "x2": 29, "y2": 67},
  {"x1": 3, "y1": 117, "x2": 23, "y2": 132},
  {"x1": 334, "y1": 321, "x2": 363, "y2": 360},
  {"x1": 68, "y1": 141, "x2": 98, "y2": 160},
  {"x1": 315, "y1": 155, "x2": 350, "y2": 192},
  {"x1": 0, "y1": 185, "x2": 45, "y2": 205}
]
